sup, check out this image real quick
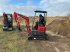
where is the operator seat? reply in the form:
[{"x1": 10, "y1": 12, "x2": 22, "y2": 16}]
[
  {"x1": 34, "y1": 14, "x2": 46, "y2": 30},
  {"x1": 39, "y1": 14, "x2": 45, "y2": 26}
]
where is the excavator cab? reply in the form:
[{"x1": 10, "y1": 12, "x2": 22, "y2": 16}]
[
  {"x1": 28, "y1": 10, "x2": 47, "y2": 40},
  {"x1": 3, "y1": 12, "x2": 13, "y2": 31}
]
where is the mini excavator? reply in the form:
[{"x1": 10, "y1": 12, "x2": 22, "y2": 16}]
[{"x1": 3, "y1": 12, "x2": 13, "y2": 31}]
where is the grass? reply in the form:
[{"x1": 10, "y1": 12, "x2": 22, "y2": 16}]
[
  {"x1": 0, "y1": 25, "x2": 20, "y2": 52},
  {"x1": 0, "y1": 25, "x2": 48, "y2": 52}
]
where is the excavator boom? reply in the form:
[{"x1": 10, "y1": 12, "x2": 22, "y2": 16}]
[{"x1": 14, "y1": 12, "x2": 31, "y2": 33}]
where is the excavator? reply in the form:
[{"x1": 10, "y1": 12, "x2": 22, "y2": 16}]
[
  {"x1": 3, "y1": 10, "x2": 47, "y2": 40},
  {"x1": 3, "y1": 12, "x2": 13, "y2": 31},
  {"x1": 13, "y1": 10, "x2": 47, "y2": 40}
]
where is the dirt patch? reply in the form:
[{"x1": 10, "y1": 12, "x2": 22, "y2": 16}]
[{"x1": 47, "y1": 18, "x2": 70, "y2": 38}]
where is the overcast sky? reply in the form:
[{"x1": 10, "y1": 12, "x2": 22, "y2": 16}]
[{"x1": 0, "y1": 0, "x2": 70, "y2": 16}]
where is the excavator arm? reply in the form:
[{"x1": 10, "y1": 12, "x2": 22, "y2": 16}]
[{"x1": 13, "y1": 12, "x2": 31, "y2": 33}]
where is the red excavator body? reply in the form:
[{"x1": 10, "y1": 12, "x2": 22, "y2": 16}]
[{"x1": 28, "y1": 10, "x2": 47, "y2": 40}]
